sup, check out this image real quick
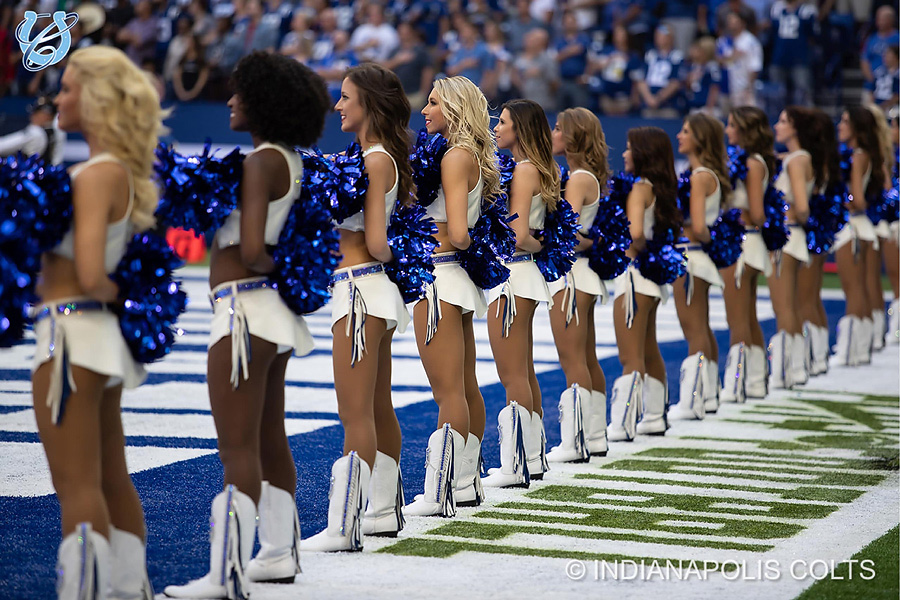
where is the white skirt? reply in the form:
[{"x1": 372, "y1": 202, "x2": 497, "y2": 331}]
[
  {"x1": 833, "y1": 213, "x2": 877, "y2": 252},
  {"x1": 782, "y1": 225, "x2": 810, "y2": 264},
  {"x1": 413, "y1": 253, "x2": 487, "y2": 344},
  {"x1": 613, "y1": 263, "x2": 668, "y2": 329},
  {"x1": 875, "y1": 220, "x2": 890, "y2": 239},
  {"x1": 33, "y1": 297, "x2": 146, "y2": 425},
  {"x1": 547, "y1": 256, "x2": 609, "y2": 326},
  {"x1": 331, "y1": 263, "x2": 410, "y2": 334},
  {"x1": 684, "y1": 248, "x2": 724, "y2": 288},
  {"x1": 487, "y1": 255, "x2": 552, "y2": 306},
  {"x1": 735, "y1": 231, "x2": 772, "y2": 282}
]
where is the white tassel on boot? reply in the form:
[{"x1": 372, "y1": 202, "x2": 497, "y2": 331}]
[
  {"x1": 302, "y1": 452, "x2": 371, "y2": 551},
  {"x1": 108, "y1": 526, "x2": 153, "y2": 600},
  {"x1": 790, "y1": 333, "x2": 809, "y2": 385},
  {"x1": 586, "y1": 390, "x2": 608, "y2": 456},
  {"x1": 806, "y1": 322, "x2": 827, "y2": 376},
  {"x1": 703, "y1": 359, "x2": 719, "y2": 414},
  {"x1": 768, "y1": 331, "x2": 793, "y2": 390},
  {"x1": 858, "y1": 317, "x2": 874, "y2": 363},
  {"x1": 362, "y1": 452, "x2": 405, "y2": 537},
  {"x1": 671, "y1": 352, "x2": 705, "y2": 420},
  {"x1": 636, "y1": 374, "x2": 668, "y2": 435},
  {"x1": 453, "y1": 434, "x2": 485, "y2": 507},
  {"x1": 525, "y1": 411, "x2": 548, "y2": 479},
  {"x1": 405, "y1": 425, "x2": 464, "y2": 516},
  {"x1": 164, "y1": 485, "x2": 256, "y2": 599},
  {"x1": 719, "y1": 343, "x2": 746, "y2": 403},
  {"x1": 246, "y1": 482, "x2": 301, "y2": 583},
  {"x1": 608, "y1": 372, "x2": 643, "y2": 441},
  {"x1": 888, "y1": 298, "x2": 899, "y2": 345},
  {"x1": 546, "y1": 384, "x2": 590, "y2": 463},
  {"x1": 872, "y1": 308, "x2": 885, "y2": 351},
  {"x1": 482, "y1": 402, "x2": 530, "y2": 488},
  {"x1": 832, "y1": 315, "x2": 860, "y2": 366},
  {"x1": 745, "y1": 345, "x2": 768, "y2": 399},
  {"x1": 58, "y1": 523, "x2": 109, "y2": 600}
]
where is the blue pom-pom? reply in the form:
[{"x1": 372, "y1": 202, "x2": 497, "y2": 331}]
[
  {"x1": 806, "y1": 182, "x2": 848, "y2": 254},
  {"x1": 607, "y1": 170, "x2": 637, "y2": 210},
  {"x1": 702, "y1": 209, "x2": 744, "y2": 268},
  {"x1": 410, "y1": 129, "x2": 448, "y2": 208},
  {"x1": 761, "y1": 185, "x2": 789, "y2": 251},
  {"x1": 584, "y1": 173, "x2": 632, "y2": 280},
  {"x1": 883, "y1": 184, "x2": 899, "y2": 224},
  {"x1": 839, "y1": 143, "x2": 853, "y2": 184},
  {"x1": 535, "y1": 197, "x2": 579, "y2": 282},
  {"x1": 0, "y1": 249, "x2": 35, "y2": 347},
  {"x1": 385, "y1": 201, "x2": 439, "y2": 303},
  {"x1": 153, "y1": 141, "x2": 243, "y2": 240},
  {"x1": 110, "y1": 232, "x2": 188, "y2": 363},
  {"x1": 331, "y1": 143, "x2": 368, "y2": 223},
  {"x1": 271, "y1": 152, "x2": 341, "y2": 314},
  {"x1": 634, "y1": 228, "x2": 687, "y2": 285},
  {"x1": 677, "y1": 168, "x2": 692, "y2": 222},
  {"x1": 0, "y1": 154, "x2": 73, "y2": 251},
  {"x1": 727, "y1": 145, "x2": 748, "y2": 187}
]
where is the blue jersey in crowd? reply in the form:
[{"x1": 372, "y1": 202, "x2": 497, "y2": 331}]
[
  {"x1": 446, "y1": 42, "x2": 495, "y2": 86},
  {"x1": 867, "y1": 64, "x2": 900, "y2": 104},
  {"x1": 642, "y1": 48, "x2": 684, "y2": 108},
  {"x1": 685, "y1": 61, "x2": 722, "y2": 109},
  {"x1": 556, "y1": 33, "x2": 591, "y2": 80},
  {"x1": 591, "y1": 47, "x2": 643, "y2": 98},
  {"x1": 865, "y1": 31, "x2": 900, "y2": 73},
  {"x1": 770, "y1": 1, "x2": 818, "y2": 68}
]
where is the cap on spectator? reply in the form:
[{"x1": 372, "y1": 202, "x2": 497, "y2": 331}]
[
  {"x1": 75, "y1": 2, "x2": 106, "y2": 36},
  {"x1": 28, "y1": 95, "x2": 57, "y2": 115}
]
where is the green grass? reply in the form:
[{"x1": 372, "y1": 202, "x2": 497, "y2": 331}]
[
  {"x1": 794, "y1": 526, "x2": 899, "y2": 600},
  {"x1": 797, "y1": 400, "x2": 887, "y2": 430}
]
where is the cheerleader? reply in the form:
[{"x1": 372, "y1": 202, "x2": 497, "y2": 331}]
[
  {"x1": 546, "y1": 107, "x2": 610, "y2": 462},
  {"x1": 609, "y1": 127, "x2": 682, "y2": 440},
  {"x1": 720, "y1": 107, "x2": 775, "y2": 403},
  {"x1": 670, "y1": 113, "x2": 732, "y2": 420},
  {"x1": 832, "y1": 107, "x2": 886, "y2": 366},
  {"x1": 797, "y1": 108, "x2": 843, "y2": 376},
  {"x1": 484, "y1": 99, "x2": 560, "y2": 486},
  {"x1": 32, "y1": 47, "x2": 164, "y2": 599},
  {"x1": 165, "y1": 54, "x2": 330, "y2": 597},
  {"x1": 406, "y1": 76, "x2": 502, "y2": 516},
  {"x1": 768, "y1": 107, "x2": 814, "y2": 388},
  {"x1": 304, "y1": 64, "x2": 412, "y2": 550}
]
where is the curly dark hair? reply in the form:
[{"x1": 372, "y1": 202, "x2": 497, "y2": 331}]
[
  {"x1": 627, "y1": 126, "x2": 682, "y2": 235},
  {"x1": 230, "y1": 51, "x2": 330, "y2": 147}
]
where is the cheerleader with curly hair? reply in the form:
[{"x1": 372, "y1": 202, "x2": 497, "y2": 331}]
[{"x1": 165, "y1": 53, "x2": 330, "y2": 598}]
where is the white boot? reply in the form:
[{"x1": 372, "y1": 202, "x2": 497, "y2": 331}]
[
  {"x1": 58, "y1": 523, "x2": 109, "y2": 600},
  {"x1": 858, "y1": 317, "x2": 874, "y2": 363},
  {"x1": 790, "y1": 333, "x2": 809, "y2": 385},
  {"x1": 586, "y1": 390, "x2": 608, "y2": 456},
  {"x1": 546, "y1": 385, "x2": 591, "y2": 463},
  {"x1": 719, "y1": 343, "x2": 746, "y2": 403},
  {"x1": 703, "y1": 359, "x2": 719, "y2": 414},
  {"x1": 608, "y1": 372, "x2": 642, "y2": 441},
  {"x1": 164, "y1": 485, "x2": 256, "y2": 599},
  {"x1": 671, "y1": 353, "x2": 706, "y2": 420},
  {"x1": 362, "y1": 452, "x2": 405, "y2": 536},
  {"x1": 525, "y1": 411, "x2": 548, "y2": 479},
  {"x1": 768, "y1": 331, "x2": 793, "y2": 390},
  {"x1": 302, "y1": 453, "x2": 371, "y2": 551},
  {"x1": 454, "y1": 434, "x2": 484, "y2": 507},
  {"x1": 482, "y1": 402, "x2": 530, "y2": 488},
  {"x1": 832, "y1": 315, "x2": 860, "y2": 366},
  {"x1": 806, "y1": 322, "x2": 827, "y2": 376},
  {"x1": 636, "y1": 374, "x2": 668, "y2": 435},
  {"x1": 405, "y1": 425, "x2": 464, "y2": 516},
  {"x1": 246, "y1": 482, "x2": 301, "y2": 583},
  {"x1": 746, "y1": 345, "x2": 768, "y2": 399},
  {"x1": 872, "y1": 308, "x2": 885, "y2": 351},
  {"x1": 888, "y1": 299, "x2": 900, "y2": 345},
  {"x1": 108, "y1": 527, "x2": 153, "y2": 600}
]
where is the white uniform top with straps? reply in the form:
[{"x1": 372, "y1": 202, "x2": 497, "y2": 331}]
[
  {"x1": 774, "y1": 149, "x2": 814, "y2": 207},
  {"x1": 687, "y1": 166, "x2": 721, "y2": 227},
  {"x1": 52, "y1": 153, "x2": 135, "y2": 273},
  {"x1": 216, "y1": 142, "x2": 302, "y2": 248},
  {"x1": 425, "y1": 148, "x2": 482, "y2": 228},
  {"x1": 337, "y1": 144, "x2": 399, "y2": 232},
  {"x1": 856, "y1": 149, "x2": 872, "y2": 203},
  {"x1": 517, "y1": 159, "x2": 547, "y2": 229},
  {"x1": 729, "y1": 153, "x2": 769, "y2": 211},
  {"x1": 569, "y1": 169, "x2": 600, "y2": 232},
  {"x1": 636, "y1": 178, "x2": 656, "y2": 239}
]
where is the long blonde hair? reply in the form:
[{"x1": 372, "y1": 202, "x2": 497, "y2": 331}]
[
  {"x1": 867, "y1": 104, "x2": 895, "y2": 182},
  {"x1": 68, "y1": 46, "x2": 169, "y2": 232},
  {"x1": 557, "y1": 107, "x2": 609, "y2": 197},
  {"x1": 686, "y1": 112, "x2": 732, "y2": 205},
  {"x1": 502, "y1": 99, "x2": 560, "y2": 210},
  {"x1": 432, "y1": 76, "x2": 501, "y2": 202}
]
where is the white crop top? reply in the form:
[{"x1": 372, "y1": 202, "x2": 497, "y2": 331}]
[
  {"x1": 569, "y1": 169, "x2": 600, "y2": 232},
  {"x1": 637, "y1": 178, "x2": 656, "y2": 239},
  {"x1": 52, "y1": 153, "x2": 134, "y2": 273},
  {"x1": 729, "y1": 153, "x2": 769, "y2": 211},
  {"x1": 687, "y1": 166, "x2": 721, "y2": 227},
  {"x1": 216, "y1": 142, "x2": 302, "y2": 248},
  {"x1": 856, "y1": 149, "x2": 872, "y2": 201},
  {"x1": 517, "y1": 159, "x2": 546, "y2": 229},
  {"x1": 425, "y1": 148, "x2": 483, "y2": 228},
  {"x1": 774, "y1": 150, "x2": 814, "y2": 207},
  {"x1": 337, "y1": 144, "x2": 398, "y2": 232}
]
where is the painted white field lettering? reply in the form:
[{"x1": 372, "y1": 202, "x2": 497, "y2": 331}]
[
  {"x1": 569, "y1": 559, "x2": 878, "y2": 582},
  {"x1": 789, "y1": 559, "x2": 877, "y2": 581}
]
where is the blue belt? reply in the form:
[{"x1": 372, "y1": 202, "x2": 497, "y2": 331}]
[
  {"x1": 432, "y1": 252, "x2": 460, "y2": 265},
  {"x1": 211, "y1": 279, "x2": 277, "y2": 303},
  {"x1": 504, "y1": 253, "x2": 534, "y2": 264},
  {"x1": 332, "y1": 263, "x2": 384, "y2": 283},
  {"x1": 677, "y1": 243, "x2": 704, "y2": 251},
  {"x1": 744, "y1": 228, "x2": 761, "y2": 234},
  {"x1": 34, "y1": 301, "x2": 107, "y2": 322}
]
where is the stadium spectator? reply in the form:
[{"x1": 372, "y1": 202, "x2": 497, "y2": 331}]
[
  {"x1": 861, "y1": 6, "x2": 899, "y2": 87},
  {"x1": 204, "y1": 14, "x2": 243, "y2": 99},
  {"x1": 587, "y1": 24, "x2": 642, "y2": 116},
  {"x1": 445, "y1": 19, "x2": 494, "y2": 86},
  {"x1": 601, "y1": 0, "x2": 651, "y2": 51},
  {"x1": 683, "y1": 37, "x2": 722, "y2": 115},
  {"x1": 311, "y1": 8, "x2": 339, "y2": 62},
  {"x1": 383, "y1": 21, "x2": 433, "y2": 108},
  {"x1": 555, "y1": 9, "x2": 592, "y2": 110},
  {"x1": 503, "y1": 0, "x2": 545, "y2": 54},
  {"x1": 280, "y1": 12, "x2": 315, "y2": 58},
  {"x1": 768, "y1": 0, "x2": 818, "y2": 108},
  {"x1": 718, "y1": 11, "x2": 763, "y2": 107},
  {"x1": 568, "y1": 0, "x2": 602, "y2": 31},
  {"x1": 865, "y1": 45, "x2": 900, "y2": 111},
  {"x1": 349, "y1": 3, "x2": 399, "y2": 62},
  {"x1": 653, "y1": 0, "x2": 711, "y2": 53},
  {"x1": 172, "y1": 34, "x2": 210, "y2": 101},
  {"x1": 714, "y1": 0, "x2": 758, "y2": 34},
  {"x1": 0, "y1": 95, "x2": 65, "y2": 164},
  {"x1": 234, "y1": 0, "x2": 281, "y2": 54},
  {"x1": 163, "y1": 15, "x2": 194, "y2": 83},
  {"x1": 636, "y1": 25, "x2": 684, "y2": 118},
  {"x1": 512, "y1": 28, "x2": 558, "y2": 112},
  {"x1": 530, "y1": 0, "x2": 556, "y2": 24},
  {"x1": 483, "y1": 20, "x2": 516, "y2": 103},
  {"x1": 312, "y1": 29, "x2": 358, "y2": 101},
  {"x1": 406, "y1": 0, "x2": 448, "y2": 46},
  {"x1": 187, "y1": 0, "x2": 214, "y2": 39},
  {"x1": 117, "y1": 0, "x2": 158, "y2": 66}
]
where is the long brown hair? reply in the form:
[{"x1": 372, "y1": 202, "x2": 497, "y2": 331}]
[
  {"x1": 628, "y1": 126, "x2": 682, "y2": 234},
  {"x1": 785, "y1": 106, "x2": 827, "y2": 189},
  {"x1": 557, "y1": 107, "x2": 609, "y2": 196},
  {"x1": 345, "y1": 63, "x2": 416, "y2": 205},
  {"x1": 685, "y1": 112, "x2": 731, "y2": 206},
  {"x1": 502, "y1": 99, "x2": 560, "y2": 210},
  {"x1": 809, "y1": 109, "x2": 841, "y2": 189},
  {"x1": 847, "y1": 105, "x2": 886, "y2": 197},
  {"x1": 730, "y1": 106, "x2": 776, "y2": 182}
]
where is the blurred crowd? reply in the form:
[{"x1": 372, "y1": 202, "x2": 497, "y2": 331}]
[{"x1": 0, "y1": 0, "x2": 897, "y2": 119}]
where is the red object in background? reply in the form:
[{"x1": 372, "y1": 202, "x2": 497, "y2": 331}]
[
  {"x1": 824, "y1": 254, "x2": 837, "y2": 274},
  {"x1": 166, "y1": 228, "x2": 207, "y2": 263}
]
